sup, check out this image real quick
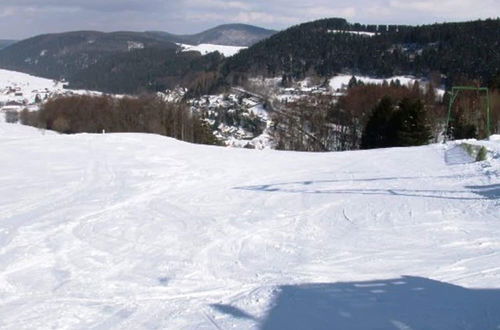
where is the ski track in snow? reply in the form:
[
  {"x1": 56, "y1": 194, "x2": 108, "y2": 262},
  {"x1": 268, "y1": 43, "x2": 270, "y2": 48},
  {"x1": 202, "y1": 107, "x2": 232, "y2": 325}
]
[{"x1": 0, "y1": 121, "x2": 499, "y2": 329}]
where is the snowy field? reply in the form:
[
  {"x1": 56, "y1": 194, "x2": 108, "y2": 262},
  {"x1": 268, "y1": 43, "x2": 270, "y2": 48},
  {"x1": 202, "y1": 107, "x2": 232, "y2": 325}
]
[
  {"x1": 177, "y1": 43, "x2": 246, "y2": 57},
  {"x1": 0, "y1": 120, "x2": 499, "y2": 329},
  {"x1": 0, "y1": 69, "x2": 63, "y2": 105},
  {"x1": 328, "y1": 74, "x2": 446, "y2": 97},
  {"x1": 0, "y1": 68, "x2": 102, "y2": 108},
  {"x1": 328, "y1": 30, "x2": 378, "y2": 37}
]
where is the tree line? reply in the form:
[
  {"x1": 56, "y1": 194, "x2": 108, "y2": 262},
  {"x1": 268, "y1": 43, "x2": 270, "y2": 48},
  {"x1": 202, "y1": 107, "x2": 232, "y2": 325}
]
[
  {"x1": 15, "y1": 82, "x2": 498, "y2": 151},
  {"x1": 271, "y1": 81, "x2": 444, "y2": 151},
  {"x1": 20, "y1": 94, "x2": 220, "y2": 145}
]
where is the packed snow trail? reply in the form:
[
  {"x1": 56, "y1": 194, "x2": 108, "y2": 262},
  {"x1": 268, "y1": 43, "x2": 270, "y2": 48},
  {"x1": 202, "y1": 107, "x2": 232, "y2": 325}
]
[{"x1": 0, "y1": 122, "x2": 499, "y2": 329}]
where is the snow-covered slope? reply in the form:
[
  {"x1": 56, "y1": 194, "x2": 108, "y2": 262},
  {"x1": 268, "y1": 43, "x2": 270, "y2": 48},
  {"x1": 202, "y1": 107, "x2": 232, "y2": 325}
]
[
  {"x1": 328, "y1": 30, "x2": 378, "y2": 37},
  {"x1": 329, "y1": 74, "x2": 418, "y2": 91},
  {"x1": 0, "y1": 68, "x2": 101, "y2": 109},
  {"x1": 178, "y1": 43, "x2": 246, "y2": 57},
  {"x1": 0, "y1": 121, "x2": 499, "y2": 329},
  {"x1": 0, "y1": 68, "x2": 63, "y2": 105},
  {"x1": 329, "y1": 74, "x2": 445, "y2": 94}
]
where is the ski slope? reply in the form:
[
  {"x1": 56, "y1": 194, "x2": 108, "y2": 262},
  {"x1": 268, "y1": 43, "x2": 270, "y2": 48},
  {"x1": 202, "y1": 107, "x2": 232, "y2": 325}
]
[{"x1": 0, "y1": 121, "x2": 499, "y2": 329}]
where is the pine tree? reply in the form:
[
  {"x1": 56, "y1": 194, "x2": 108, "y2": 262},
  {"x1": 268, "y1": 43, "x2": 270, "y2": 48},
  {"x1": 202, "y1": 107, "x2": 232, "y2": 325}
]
[
  {"x1": 392, "y1": 98, "x2": 431, "y2": 146},
  {"x1": 361, "y1": 96, "x2": 394, "y2": 149},
  {"x1": 348, "y1": 76, "x2": 358, "y2": 88}
]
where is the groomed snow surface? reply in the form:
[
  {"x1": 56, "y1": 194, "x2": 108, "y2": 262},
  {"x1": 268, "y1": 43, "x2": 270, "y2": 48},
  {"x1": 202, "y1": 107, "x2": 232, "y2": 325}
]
[{"x1": 0, "y1": 120, "x2": 499, "y2": 329}]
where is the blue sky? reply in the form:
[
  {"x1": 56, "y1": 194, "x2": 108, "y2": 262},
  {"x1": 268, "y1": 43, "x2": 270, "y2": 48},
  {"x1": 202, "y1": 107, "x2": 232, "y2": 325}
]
[{"x1": 0, "y1": 0, "x2": 499, "y2": 39}]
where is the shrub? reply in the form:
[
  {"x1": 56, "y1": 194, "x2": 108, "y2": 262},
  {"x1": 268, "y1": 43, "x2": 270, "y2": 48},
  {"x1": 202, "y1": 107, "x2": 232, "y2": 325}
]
[
  {"x1": 5, "y1": 110, "x2": 19, "y2": 123},
  {"x1": 476, "y1": 146, "x2": 488, "y2": 161},
  {"x1": 25, "y1": 94, "x2": 220, "y2": 145}
]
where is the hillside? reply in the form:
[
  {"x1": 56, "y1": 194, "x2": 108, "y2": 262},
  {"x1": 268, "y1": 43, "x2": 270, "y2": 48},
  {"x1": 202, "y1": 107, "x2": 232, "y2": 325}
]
[
  {"x1": 223, "y1": 18, "x2": 500, "y2": 87},
  {"x1": 0, "y1": 24, "x2": 275, "y2": 82},
  {"x1": 1, "y1": 18, "x2": 498, "y2": 96},
  {"x1": 66, "y1": 48, "x2": 223, "y2": 94},
  {"x1": 0, "y1": 31, "x2": 177, "y2": 80},
  {"x1": 0, "y1": 68, "x2": 103, "y2": 113},
  {"x1": 0, "y1": 119, "x2": 499, "y2": 328},
  {"x1": 0, "y1": 40, "x2": 16, "y2": 50},
  {"x1": 0, "y1": 24, "x2": 275, "y2": 94},
  {"x1": 148, "y1": 24, "x2": 277, "y2": 47}
]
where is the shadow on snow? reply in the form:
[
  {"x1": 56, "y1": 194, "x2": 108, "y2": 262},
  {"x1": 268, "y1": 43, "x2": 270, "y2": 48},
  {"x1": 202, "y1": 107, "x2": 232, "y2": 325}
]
[
  {"x1": 465, "y1": 183, "x2": 500, "y2": 200},
  {"x1": 234, "y1": 176, "x2": 499, "y2": 200},
  {"x1": 211, "y1": 276, "x2": 500, "y2": 330}
]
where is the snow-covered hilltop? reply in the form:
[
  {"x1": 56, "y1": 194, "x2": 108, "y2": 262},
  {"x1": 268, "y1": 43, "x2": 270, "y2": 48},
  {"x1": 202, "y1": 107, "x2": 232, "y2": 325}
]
[{"x1": 0, "y1": 119, "x2": 499, "y2": 329}]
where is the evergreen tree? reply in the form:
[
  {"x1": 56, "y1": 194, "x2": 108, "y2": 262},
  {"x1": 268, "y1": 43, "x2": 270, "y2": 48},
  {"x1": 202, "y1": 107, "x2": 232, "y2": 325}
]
[
  {"x1": 361, "y1": 96, "x2": 394, "y2": 149},
  {"x1": 348, "y1": 76, "x2": 358, "y2": 88},
  {"x1": 392, "y1": 98, "x2": 432, "y2": 146}
]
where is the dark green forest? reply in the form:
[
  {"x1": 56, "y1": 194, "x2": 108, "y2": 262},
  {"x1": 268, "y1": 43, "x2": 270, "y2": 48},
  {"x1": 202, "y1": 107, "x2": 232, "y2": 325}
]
[
  {"x1": 68, "y1": 49, "x2": 224, "y2": 94},
  {"x1": 223, "y1": 18, "x2": 500, "y2": 90}
]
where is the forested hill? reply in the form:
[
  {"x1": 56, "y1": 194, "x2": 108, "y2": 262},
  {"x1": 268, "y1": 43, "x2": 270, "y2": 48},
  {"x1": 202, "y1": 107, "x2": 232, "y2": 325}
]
[
  {"x1": 222, "y1": 18, "x2": 500, "y2": 87},
  {"x1": 148, "y1": 24, "x2": 277, "y2": 47},
  {"x1": 0, "y1": 31, "x2": 177, "y2": 80},
  {"x1": 0, "y1": 24, "x2": 275, "y2": 83},
  {"x1": 68, "y1": 49, "x2": 223, "y2": 94},
  {"x1": 0, "y1": 40, "x2": 16, "y2": 50},
  {"x1": 0, "y1": 24, "x2": 275, "y2": 94}
]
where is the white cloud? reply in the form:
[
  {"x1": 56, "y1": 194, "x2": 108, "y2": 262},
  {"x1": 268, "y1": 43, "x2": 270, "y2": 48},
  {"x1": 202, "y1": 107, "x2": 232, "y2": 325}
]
[
  {"x1": 0, "y1": 7, "x2": 17, "y2": 18},
  {"x1": 303, "y1": 6, "x2": 357, "y2": 19},
  {"x1": 233, "y1": 11, "x2": 298, "y2": 25},
  {"x1": 185, "y1": 0, "x2": 252, "y2": 10},
  {"x1": 388, "y1": 0, "x2": 499, "y2": 19}
]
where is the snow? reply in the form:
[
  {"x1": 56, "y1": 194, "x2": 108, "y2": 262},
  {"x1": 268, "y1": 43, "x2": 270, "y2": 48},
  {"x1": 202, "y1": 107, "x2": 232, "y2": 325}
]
[
  {"x1": 248, "y1": 77, "x2": 282, "y2": 88},
  {"x1": 328, "y1": 30, "x2": 378, "y2": 37},
  {"x1": 0, "y1": 120, "x2": 499, "y2": 329},
  {"x1": 127, "y1": 41, "x2": 144, "y2": 51},
  {"x1": 0, "y1": 68, "x2": 103, "y2": 109},
  {"x1": 248, "y1": 103, "x2": 268, "y2": 120},
  {"x1": 177, "y1": 43, "x2": 246, "y2": 57},
  {"x1": 0, "y1": 69, "x2": 62, "y2": 105},
  {"x1": 329, "y1": 74, "x2": 446, "y2": 97},
  {"x1": 329, "y1": 74, "x2": 420, "y2": 91},
  {"x1": 444, "y1": 144, "x2": 475, "y2": 165},
  {"x1": 490, "y1": 134, "x2": 500, "y2": 142}
]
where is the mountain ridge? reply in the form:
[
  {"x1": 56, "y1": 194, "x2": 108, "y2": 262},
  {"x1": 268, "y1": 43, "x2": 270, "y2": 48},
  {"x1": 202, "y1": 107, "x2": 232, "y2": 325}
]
[
  {"x1": 0, "y1": 18, "x2": 498, "y2": 94},
  {"x1": 0, "y1": 31, "x2": 178, "y2": 80},
  {"x1": 0, "y1": 23, "x2": 276, "y2": 85},
  {"x1": 0, "y1": 40, "x2": 17, "y2": 50},
  {"x1": 147, "y1": 23, "x2": 277, "y2": 47}
]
